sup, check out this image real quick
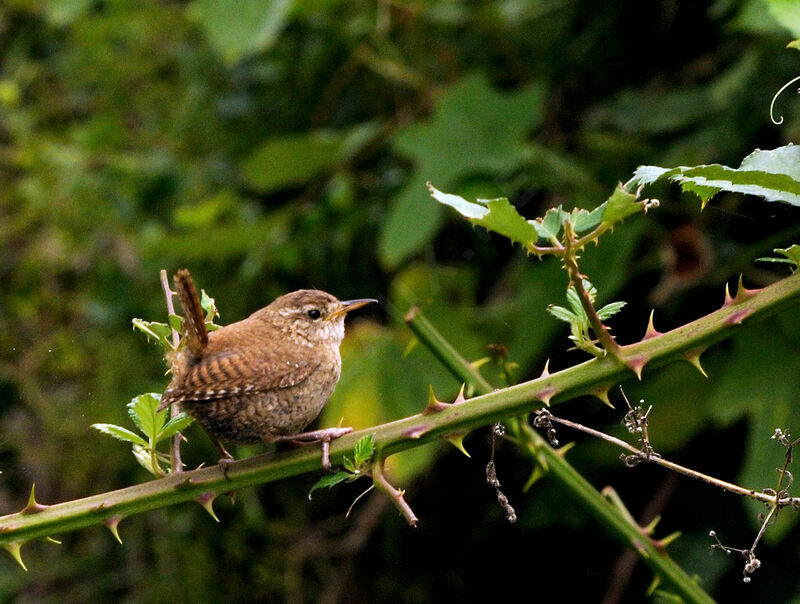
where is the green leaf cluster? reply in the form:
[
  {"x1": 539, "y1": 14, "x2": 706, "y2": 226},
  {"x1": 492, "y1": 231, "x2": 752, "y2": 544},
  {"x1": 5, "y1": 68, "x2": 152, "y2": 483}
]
[
  {"x1": 308, "y1": 434, "x2": 376, "y2": 497},
  {"x1": 547, "y1": 280, "x2": 626, "y2": 355},
  {"x1": 92, "y1": 394, "x2": 194, "y2": 477},
  {"x1": 427, "y1": 182, "x2": 648, "y2": 252}
]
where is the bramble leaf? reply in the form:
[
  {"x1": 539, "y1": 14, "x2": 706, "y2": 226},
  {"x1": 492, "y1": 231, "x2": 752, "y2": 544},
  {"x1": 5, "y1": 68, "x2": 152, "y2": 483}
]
[
  {"x1": 127, "y1": 393, "x2": 165, "y2": 442},
  {"x1": 91, "y1": 423, "x2": 148, "y2": 447},
  {"x1": 601, "y1": 185, "x2": 642, "y2": 226},
  {"x1": 158, "y1": 413, "x2": 195, "y2": 442},
  {"x1": 627, "y1": 144, "x2": 800, "y2": 208},
  {"x1": 428, "y1": 183, "x2": 539, "y2": 249},
  {"x1": 132, "y1": 318, "x2": 173, "y2": 349},
  {"x1": 352, "y1": 434, "x2": 376, "y2": 467},
  {"x1": 757, "y1": 244, "x2": 800, "y2": 269},
  {"x1": 308, "y1": 471, "x2": 353, "y2": 497}
]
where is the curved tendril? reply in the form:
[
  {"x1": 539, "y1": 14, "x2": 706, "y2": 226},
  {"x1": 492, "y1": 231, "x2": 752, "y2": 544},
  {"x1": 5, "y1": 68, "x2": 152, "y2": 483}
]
[{"x1": 769, "y1": 74, "x2": 800, "y2": 125}]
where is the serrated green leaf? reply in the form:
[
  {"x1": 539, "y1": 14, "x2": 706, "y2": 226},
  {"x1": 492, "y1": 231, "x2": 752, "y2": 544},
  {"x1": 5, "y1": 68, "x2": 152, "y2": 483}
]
[
  {"x1": 157, "y1": 413, "x2": 195, "y2": 442},
  {"x1": 342, "y1": 456, "x2": 356, "y2": 474},
  {"x1": 601, "y1": 184, "x2": 642, "y2": 226},
  {"x1": 127, "y1": 393, "x2": 164, "y2": 442},
  {"x1": 757, "y1": 244, "x2": 800, "y2": 268},
  {"x1": 566, "y1": 283, "x2": 587, "y2": 316},
  {"x1": 352, "y1": 434, "x2": 376, "y2": 467},
  {"x1": 597, "y1": 300, "x2": 627, "y2": 320},
  {"x1": 627, "y1": 144, "x2": 800, "y2": 208},
  {"x1": 533, "y1": 206, "x2": 568, "y2": 243},
  {"x1": 308, "y1": 471, "x2": 353, "y2": 497},
  {"x1": 91, "y1": 423, "x2": 148, "y2": 447},
  {"x1": 132, "y1": 318, "x2": 173, "y2": 348},
  {"x1": 571, "y1": 206, "x2": 604, "y2": 233},
  {"x1": 428, "y1": 184, "x2": 539, "y2": 249},
  {"x1": 546, "y1": 304, "x2": 577, "y2": 324},
  {"x1": 168, "y1": 314, "x2": 182, "y2": 334}
]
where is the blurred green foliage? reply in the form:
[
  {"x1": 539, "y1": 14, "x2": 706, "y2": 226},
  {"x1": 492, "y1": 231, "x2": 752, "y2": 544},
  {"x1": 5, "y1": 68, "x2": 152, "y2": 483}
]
[{"x1": 2, "y1": 0, "x2": 800, "y2": 601}]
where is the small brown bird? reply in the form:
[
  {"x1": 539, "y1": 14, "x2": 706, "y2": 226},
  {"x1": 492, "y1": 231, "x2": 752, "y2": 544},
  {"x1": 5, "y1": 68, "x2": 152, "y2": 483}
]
[{"x1": 159, "y1": 269, "x2": 375, "y2": 470}]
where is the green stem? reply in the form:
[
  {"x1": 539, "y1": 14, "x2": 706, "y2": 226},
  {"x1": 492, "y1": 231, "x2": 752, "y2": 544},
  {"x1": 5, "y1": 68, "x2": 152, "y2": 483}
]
[
  {"x1": 520, "y1": 423, "x2": 714, "y2": 604},
  {"x1": 1, "y1": 270, "x2": 799, "y2": 583},
  {"x1": 403, "y1": 305, "x2": 493, "y2": 394},
  {"x1": 562, "y1": 221, "x2": 622, "y2": 357}
]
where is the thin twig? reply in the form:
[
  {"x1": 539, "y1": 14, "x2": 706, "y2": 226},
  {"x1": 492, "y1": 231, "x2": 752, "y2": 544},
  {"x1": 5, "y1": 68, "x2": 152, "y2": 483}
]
[
  {"x1": 533, "y1": 409, "x2": 800, "y2": 507},
  {"x1": 159, "y1": 269, "x2": 182, "y2": 474},
  {"x1": 371, "y1": 457, "x2": 418, "y2": 527},
  {"x1": 486, "y1": 423, "x2": 517, "y2": 523}
]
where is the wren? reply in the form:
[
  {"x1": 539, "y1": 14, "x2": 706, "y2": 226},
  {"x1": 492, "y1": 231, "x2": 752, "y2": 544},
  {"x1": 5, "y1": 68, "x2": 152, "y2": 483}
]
[{"x1": 159, "y1": 269, "x2": 375, "y2": 470}]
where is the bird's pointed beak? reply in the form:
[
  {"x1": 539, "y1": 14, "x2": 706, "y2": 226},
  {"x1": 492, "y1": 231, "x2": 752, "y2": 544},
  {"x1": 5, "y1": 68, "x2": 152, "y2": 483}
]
[{"x1": 328, "y1": 298, "x2": 377, "y2": 320}]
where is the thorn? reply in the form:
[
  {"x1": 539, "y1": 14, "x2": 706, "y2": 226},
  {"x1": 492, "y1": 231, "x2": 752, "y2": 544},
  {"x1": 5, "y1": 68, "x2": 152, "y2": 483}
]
[
  {"x1": 591, "y1": 385, "x2": 614, "y2": 408},
  {"x1": 2, "y1": 542, "x2": 27, "y2": 571},
  {"x1": 536, "y1": 387, "x2": 557, "y2": 406},
  {"x1": 422, "y1": 385, "x2": 451, "y2": 415},
  {"x1": 104, "y1": 515, "x2": 123, "y2": 544},
  {"x1": 625, "y1": 356, "x2": 648, "y2": 380},
  {"x1": 722, "y1": 282, "x2": 734, "y2": 307},
  {"x1": 658, "y1": 530, "x2": 682, "y2": 548},
  {"x1": 452, "y1": 384, "x2": 467, "y2": 405},
  {"x1": 556, "y1": 442, "x2": 576, "y2": 458},
  {"x1": 44, "y1": 536, "x2": 61, "y2": 545},
  {"x1": 196, "y1": 492, "x2": 220, "y2": 522},
  {"x1": 734, "y1": 275, "x2": 762, "y2": 302},
  {"x1": 642, "y1": 310, "x2": 661, "y2": 340},
  {"x1": 539, "y1": 359, "x2": 551, "y2": 378},
  {"x1": 21, "y1": 484, "x2": 48, "y2": 514},
  {"x1": 685, "y1": 349, "x2": 708, "y2": 378},
  {"x1": 643, "y1": 514, "x2": 661, "y2": 535},
  {"x1": 443, "y1": 431, "x2": 471, "y2": 457},
  {"x1": 522, "y1": 467, "x2": 545, "y2": 492}
]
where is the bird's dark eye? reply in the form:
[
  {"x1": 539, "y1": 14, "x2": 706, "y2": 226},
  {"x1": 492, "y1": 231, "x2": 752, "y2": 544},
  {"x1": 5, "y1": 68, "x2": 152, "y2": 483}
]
[{"x1": 307, "y1": 309, "x2": 321, "y2": 320}]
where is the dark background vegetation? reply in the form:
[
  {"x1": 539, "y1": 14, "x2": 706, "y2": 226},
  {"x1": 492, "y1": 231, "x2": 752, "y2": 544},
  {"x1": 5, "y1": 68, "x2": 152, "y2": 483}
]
[{"x1": 2, "y1": 0, "x2": 800, "y2": 601}]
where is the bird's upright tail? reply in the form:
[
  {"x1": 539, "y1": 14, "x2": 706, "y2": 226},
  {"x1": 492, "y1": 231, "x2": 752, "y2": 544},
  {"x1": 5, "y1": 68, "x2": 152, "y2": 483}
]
[{"x1": 174, "y1": 268, "x2": 208, "y2": 359}]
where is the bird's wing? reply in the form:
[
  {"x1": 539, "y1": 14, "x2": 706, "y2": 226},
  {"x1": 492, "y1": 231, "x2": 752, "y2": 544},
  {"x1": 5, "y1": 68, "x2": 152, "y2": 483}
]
[{"x1": 162, "y1": 349, "x2": 318, "y2": 405}]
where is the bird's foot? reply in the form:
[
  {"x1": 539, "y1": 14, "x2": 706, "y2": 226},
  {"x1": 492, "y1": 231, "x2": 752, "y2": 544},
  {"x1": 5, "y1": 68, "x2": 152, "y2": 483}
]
[
  {"x1": 273, "y1": 427, "x2": 353, "y2": 470},
  {"x1": 213, "y1": 438, "x2": 235, "y2": 480}
]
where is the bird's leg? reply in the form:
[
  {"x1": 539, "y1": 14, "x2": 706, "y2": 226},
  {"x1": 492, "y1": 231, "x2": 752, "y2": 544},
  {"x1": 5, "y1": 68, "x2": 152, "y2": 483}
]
[
  {"x1": 272, "y1": 427, "x2": 353, "y2": 470},
  {"x1": 212, "y1": 437, "x2": 235, "y2": 479}
]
